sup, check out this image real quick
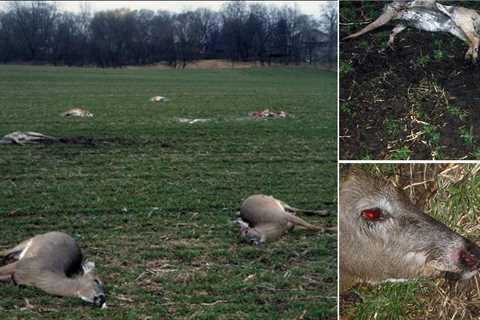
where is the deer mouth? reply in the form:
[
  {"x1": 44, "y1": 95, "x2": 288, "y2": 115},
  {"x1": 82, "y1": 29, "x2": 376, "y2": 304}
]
[{"x1": 428, "y1": 248, "x2": 480, "y2": 280}]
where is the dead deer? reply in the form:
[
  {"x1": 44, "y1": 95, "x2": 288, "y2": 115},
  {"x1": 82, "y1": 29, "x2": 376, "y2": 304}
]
[
  {"x1": 61, "y1": 108, "x2": 94, "y2": 118},
  {"x1": 340, "y1": 169, "x2": 480, "y2": 292},
  {"x1": 150, "y1": 96, "x2": 169, "y2": 102},
  {"x1": 236, "y1": 194, "x2": 334, "y2": 245},
  {"x1": 0, "y1": 132, "x2": 57, "y2": 144},
  {"x1": 0, "y1": 232, "x2": 106, "y2": 308},
  {"x1": 435, "y1": 2, "x2": 480, "y2": 62},
  {"x1": 344, "y1": 0, "x2": 480, "y2": 62}
]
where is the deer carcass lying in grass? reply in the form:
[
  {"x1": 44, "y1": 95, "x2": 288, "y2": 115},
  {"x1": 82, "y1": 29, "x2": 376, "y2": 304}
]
[
  {"x1": 61, "y1": 108, "x2": 94, "y2": 118},
  {"x1": 0, "y1": 232, "x2": 106, "y2": 308},
  {"x1": 340, "y1": 169, "x2": 480, "y2": 292},
  {"x1": 344, "y1": 0, "x2": 480, "y2": 62},
  {"x1": 237, "y1": 194, "x2": 335, "y2": 245},
  {"x1": 0, "y1": 132, "x2": 57, "y2": 145},
  {"x1": 150, "y1": 96, "x2": 169, "y2": 102}
]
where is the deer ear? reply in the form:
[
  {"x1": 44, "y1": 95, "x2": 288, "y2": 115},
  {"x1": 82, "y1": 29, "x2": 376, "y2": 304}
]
[{"x1": 82, "y1": 261, "x2": 96, "y2": 274}]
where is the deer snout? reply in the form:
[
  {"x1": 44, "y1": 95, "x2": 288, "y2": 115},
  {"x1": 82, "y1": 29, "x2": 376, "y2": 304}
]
[
  {"x1": 459, "y1": 249, "x2": 478, "y2": 270},
  {"x1": 460, "y1": 239, "x2": 480, "y2": 269},
  {"x1": 93, "y1": 294, "x2": 106, "y2": 308}
]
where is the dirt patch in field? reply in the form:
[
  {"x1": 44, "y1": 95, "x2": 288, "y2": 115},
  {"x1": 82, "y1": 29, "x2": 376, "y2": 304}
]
[
  {"x1": 340, "y1": 12, "x2": 480, "y2": 160},
  {"x1": 14, "y1": 136, "x2": 173, "y2": 148}
]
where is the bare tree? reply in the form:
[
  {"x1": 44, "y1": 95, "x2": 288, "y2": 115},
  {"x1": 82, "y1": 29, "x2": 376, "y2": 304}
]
[
  {"x1": 319, "y1": 1, "x2": 337, "y2": 65},
  {"x1": 0, "y1": 1, "x2": 336, "y2": 67}
]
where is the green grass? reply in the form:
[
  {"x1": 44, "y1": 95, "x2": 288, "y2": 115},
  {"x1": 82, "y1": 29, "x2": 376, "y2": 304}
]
[
  {"x1": 387, "y1": 146, "x2": 412, "y2": 160},
  {"x1": 0, "y1": 65, "x2": 337, "y2": 319},
  {"x1": 353, "y1": 282, "x2": 426, "y2": 320}
]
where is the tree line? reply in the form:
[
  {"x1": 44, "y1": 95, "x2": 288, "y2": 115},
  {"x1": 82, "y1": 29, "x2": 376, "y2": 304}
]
[{"x1": 0, "y1": 1, "x2": 337, "y2": 68}]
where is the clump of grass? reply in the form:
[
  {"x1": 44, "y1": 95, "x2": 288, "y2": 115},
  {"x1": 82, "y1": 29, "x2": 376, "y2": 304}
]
[
  {"x1": 388, "y1": 146, "x2": 412, "y2": 160},
  {"x1": 422, "y1": 123, "x2": 440, "y2": 146},
  {"x1": 385, "y1": 118, "x2": 402, "y2": 137},
  {"x1": 447, "y1": 105, "x2": 469, "y2": 121},
  {"x1": 460, "y1": 126, "x2": 475, "y2": 146},
  {"x1": 354, "y1": 282, "x2": 425, "y2": 320},
  {"x1": 433, "y1": 50, "x2": 447, "y2": 61},
  {"x1": 340, "y1": 61, "x2": 353, "y2": 78},
  {"x1": 340, "y1": 101, "x2": 354, "y2": 114},
  {"x1": 417, "y1": 55, "x2": 431, "y2": 67}
]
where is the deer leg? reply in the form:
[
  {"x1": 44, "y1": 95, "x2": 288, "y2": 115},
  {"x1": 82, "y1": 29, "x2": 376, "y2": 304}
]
[
  {"x1": 465, "y1": 46, "x2": 473, "y2": 60},
  {"x1": 388, "y1": 24, "x2": 407, "y2": 49},
  {"x1": 471, "y1": 37, "x2": 479, "y2": 63},
  {"x1": 1, "y1": 240, "x2": 28, "y2": 256},
  {"x1": 0, "y1": 274, "x2": 14, "y2": 283},
  {"x1": 463, "y1": 32, "x2": 479, "y2": 62},
  {"x1": 0, "y1": 262, "x2": 17, "y2": 279},
  {"x1": 343, "y1": 7, "x2": 397, "y2": 41}
]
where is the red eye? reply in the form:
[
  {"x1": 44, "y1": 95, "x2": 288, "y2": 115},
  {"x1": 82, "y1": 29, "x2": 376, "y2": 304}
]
[{"x1": 361, "y1": 208, "x2": 383, "y2": 220}]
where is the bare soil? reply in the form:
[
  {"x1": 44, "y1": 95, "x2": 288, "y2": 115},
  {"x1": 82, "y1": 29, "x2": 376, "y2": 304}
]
[{"x1": 340, "y1": 23, "x2": 480, "y2": 159}]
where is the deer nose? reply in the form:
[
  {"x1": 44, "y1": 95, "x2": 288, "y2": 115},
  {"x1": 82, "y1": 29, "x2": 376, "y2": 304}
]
[
  {"x1": 459, "y1": 249, "x2": 479, "y2": 270},
  {"x1": 94, "y1": 294, "x2": 106, "y2": 307}
]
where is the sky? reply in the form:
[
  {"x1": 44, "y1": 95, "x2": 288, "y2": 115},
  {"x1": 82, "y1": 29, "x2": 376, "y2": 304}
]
[{"x1": 0, "y1": 1, "x2": 336, "y2": 18}]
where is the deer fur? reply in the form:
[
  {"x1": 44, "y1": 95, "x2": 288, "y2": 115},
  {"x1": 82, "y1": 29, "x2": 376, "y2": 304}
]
[
  {"x1": 344, "y1": 0, "x2": 480, "y2": 62},
  {"x1": 61, "y1": 108, "x2": 94, "y2": 118},
  {"x1": 0, "y1": 232, "x2": 106, "y2": 308},
  {"x1": 237, "y1": 194, "x2": 334, "y2": 245},
  {"x1": 0, "y1": 132, "x2": 57, "y2": 145}
]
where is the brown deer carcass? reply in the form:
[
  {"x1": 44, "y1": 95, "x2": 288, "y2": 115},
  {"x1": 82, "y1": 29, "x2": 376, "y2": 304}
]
[
  {"x1": 237, "y1": 194, "x2": 334, "y2": 245},
  {"x1": 344, "y1": 0, "x2": 480, "y2": 62},
  {"x1": 0, "y1": 232, "x2": 106, "y2": 308},
  {"x1": 340, "y1": 169, "x2": 480, "y2": 291},
  {"x1": 61, "y1": 108, "x2": 94, "y2": 118}
]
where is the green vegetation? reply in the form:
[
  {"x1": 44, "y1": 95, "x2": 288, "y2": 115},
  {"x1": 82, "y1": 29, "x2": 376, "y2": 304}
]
[
  {"x1": 433, "y1": 50, "x2": 447, "y2": 62},
  {"x1": 416, "y1": 55, "x2": 431, "y2": 68},
  {"x1": 340, "y1": 101, "x2": 353, "y2": 115},
  {"x1": 340, "y1": 61, "x2": 353, "y2": 78},
  {"x1": 460, "y1": 126, "x2": 476, "y2": 146},
  {"x1": 422, "y1": 123, "x2": 440, "y2": 147},
  {"x1": 0, "y1": 65, "x2": 337, "y2": 319},
  {"x1": 384, "y1": 118, "x2": 402, "y2": 137},
  {"x1": 388, "y1": 146, "x2": 412, "y2": 160},
  {"x1": 447, "y1": 105, "x2": 469, "y2": 121}
]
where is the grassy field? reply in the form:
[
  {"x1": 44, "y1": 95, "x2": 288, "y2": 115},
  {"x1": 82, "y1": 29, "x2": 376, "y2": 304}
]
[
  {"x1": 341, "y1": 164, "x2": 480, "y2": 320},
  {"x1": 0, "y1": 65, "x2": 337, "y2": 319}
]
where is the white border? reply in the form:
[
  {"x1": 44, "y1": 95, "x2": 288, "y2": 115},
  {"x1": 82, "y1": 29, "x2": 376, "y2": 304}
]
[{"x1": 336, "y1": 0, "x2": 340, "y2": 318}]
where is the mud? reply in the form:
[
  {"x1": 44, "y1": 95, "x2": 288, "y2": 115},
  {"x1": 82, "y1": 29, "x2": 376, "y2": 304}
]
[{"x1": 2, "y1": 136, "x2": 172, "y2": 148}]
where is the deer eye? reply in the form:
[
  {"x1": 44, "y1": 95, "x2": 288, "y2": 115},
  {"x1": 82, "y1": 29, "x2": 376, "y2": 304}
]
[{"x1": 361, "y1": 208, "x2": 384, "y2": 221}]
